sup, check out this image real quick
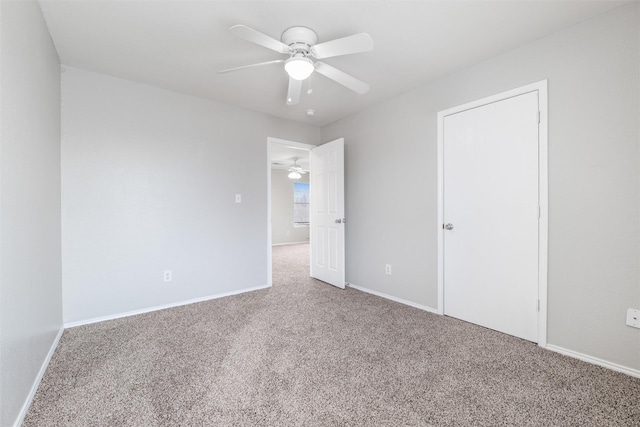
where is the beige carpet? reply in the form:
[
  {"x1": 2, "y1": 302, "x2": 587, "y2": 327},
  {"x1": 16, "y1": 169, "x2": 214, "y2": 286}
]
[{"x1": 24, "y1": 243, "x2": 640, "y2": 426}]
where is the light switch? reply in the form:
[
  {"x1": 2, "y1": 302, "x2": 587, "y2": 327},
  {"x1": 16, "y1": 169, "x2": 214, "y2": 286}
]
[{"x1": 235, "y1": 194, "x2": 242, "y2": 203}]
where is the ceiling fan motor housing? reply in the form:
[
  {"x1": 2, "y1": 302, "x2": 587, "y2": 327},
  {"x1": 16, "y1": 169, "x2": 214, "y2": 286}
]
[{"x1": 281, "y1": 27, "x2": 318, "y2": 54}]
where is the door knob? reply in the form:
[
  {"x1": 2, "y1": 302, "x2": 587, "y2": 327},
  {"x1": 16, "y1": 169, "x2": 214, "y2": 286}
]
[
  {"x1": 444, "y1": 223, "x2": 454, "y2": 230},
  {"x1": 335, "y1": 218, "x2": 346, "y2": 224}
]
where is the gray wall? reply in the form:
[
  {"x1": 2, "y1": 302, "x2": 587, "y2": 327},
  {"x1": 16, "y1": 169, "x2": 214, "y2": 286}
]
[
  {"x1": 3, "y1": 5, "x2": 638, "y2": 423},
  {"x1": 0, "y1": 1, "x2": 63, "y2": 426},
  {"x1": 271, "y1": 169, "x2": 310, "y2": 245},
  {"x1": 62, "y1": 67, "x2": 320, "y2": 324},
  {"x1": 323, "y1": 4, "x2": 640, "y2": 371}
]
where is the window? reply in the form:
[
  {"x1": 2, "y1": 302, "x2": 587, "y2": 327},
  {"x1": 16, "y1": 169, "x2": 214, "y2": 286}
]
[{"x1": 293, "y1": 182, "x2": 310, "y2": 225}]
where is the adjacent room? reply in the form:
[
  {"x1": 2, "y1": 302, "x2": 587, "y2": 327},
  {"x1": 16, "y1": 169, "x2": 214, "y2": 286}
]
[{"x1": 1, "y1": 1, "x2": 639, "y2": 426}]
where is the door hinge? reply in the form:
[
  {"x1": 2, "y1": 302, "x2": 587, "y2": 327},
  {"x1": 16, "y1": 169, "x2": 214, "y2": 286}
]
[
  {"x1": 537, "y1": 206, "x2": 541, "y2": 219},
  {"x1": 537, "y1": 111, "x2": 541, "y2": 124},
  {"x1": 537, "y1": 299, "x2": 540, "y2": 312}
]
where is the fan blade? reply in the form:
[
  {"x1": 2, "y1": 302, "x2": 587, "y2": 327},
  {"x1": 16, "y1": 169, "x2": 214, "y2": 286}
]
[
  {"x1": 311, "y1": 33, "x2": 373, "y2": 59},
  {"x1": 229, "y1": 25, "x2": 290, "y2": 54},
  {"x1": 286, "y1": 78, "x2": 302, "y2": 106},
  {"x1": 218, "y1": 60, "x2": 284, "y2": 74},
  {"x1": 315, "y1": 62, "x2": 369, "y2": 94}
]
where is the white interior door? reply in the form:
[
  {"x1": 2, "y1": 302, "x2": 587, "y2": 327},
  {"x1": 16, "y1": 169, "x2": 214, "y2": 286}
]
[
  {"x1": 310, "y1": 138, "x2": 345, "y2": 289},
  {"x1": 443, "y1": 91, "x2": 540, "y2": 342}
]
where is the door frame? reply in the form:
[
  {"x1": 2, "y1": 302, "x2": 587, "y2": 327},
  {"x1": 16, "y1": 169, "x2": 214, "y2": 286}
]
[
  {"x1": 436, "y1": 80, "x2": 548, "y2": 347},
  {"x1": 266, "y1": 137, "x2": 316, "y2": 286}
]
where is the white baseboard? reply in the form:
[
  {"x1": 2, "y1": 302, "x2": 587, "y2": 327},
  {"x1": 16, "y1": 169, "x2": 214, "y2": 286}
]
[
  {"x1": 13, "y1": 326, "x2": 64, "y2": 427},
  {"x1": 64, "y1": 284, "x2": 271, "y2": 329},
  {"x1": 272, "y1": 241, "x2": 309, "y2": 246},
  {"x1": 546, "y1": 344, "x2": 640, "y2": 379},
  {"x1": 346, "y1": 282, "x2": 439, "y2": 314}
]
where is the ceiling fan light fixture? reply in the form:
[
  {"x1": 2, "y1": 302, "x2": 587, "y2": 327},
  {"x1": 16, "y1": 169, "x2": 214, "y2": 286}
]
[
  {"x1": 285, "y1": 56, "x2": 314, "y2": 80},
  {"x1": 223, "y1": 25, "x2": 373, "y2": 103},
  {"x1": 288, "y1": 171, "x2": 302, "y2": 180}
]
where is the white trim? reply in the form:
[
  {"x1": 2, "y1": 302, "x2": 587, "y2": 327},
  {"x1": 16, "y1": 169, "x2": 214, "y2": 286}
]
[
  {"x1": 546, "y1": 344, "x2": 640, "y2": 379},
  {"x1": 266, "y1": 137, "x2": 315, "y2": 287},
  {"x1": 272, "y1": 241, "x2": 310, "y2": 246},
  {"x1": 347, "y1": 283, "x2": 439, "y2": 314},
  {"x1": 267, "y1": 139, "x2": 273, "y2": 286},
  {"x1": 268, "y1": 137, "x2": 316, "y2": 150},
  {"x1": 537, "y1": 81, "x2": 549, "y2": 347},
  {"x1": 436, "y1": 80, "x2": 549, "y2": 346},
  {"x1": 436, "y1": 107, "x2": 445, "y2": 316},
  {"x1": 64, "y1": 284, "x2": 270, "y2": 329},
  {"x1": 13, "y1": 327, "x2": 64, "y2": 427}
]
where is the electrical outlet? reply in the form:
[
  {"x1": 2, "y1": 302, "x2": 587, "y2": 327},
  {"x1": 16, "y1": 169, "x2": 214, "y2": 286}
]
[
  {"x1": 385, "y1": 264, "x2": 392, "y2": 275},
  {"x1": 626, "y1": 308, "x2": 640, "y2": 329},
  {"x1": 164, "y1": 270, "x2": 172, "y2": 282}
]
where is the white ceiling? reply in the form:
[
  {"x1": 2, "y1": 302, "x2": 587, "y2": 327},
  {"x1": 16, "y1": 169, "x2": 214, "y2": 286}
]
[
  {"x1": 271, "y1": 143, "x2": 310, "y2": 171},
  {"x1": 39, "y1": 0, "x2": 626, "y2": 126}
]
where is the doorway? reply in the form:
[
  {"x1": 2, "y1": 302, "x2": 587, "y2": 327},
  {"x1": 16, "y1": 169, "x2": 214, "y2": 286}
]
[
  {"x1": 267, "y1": 137, "x2": 346, "y2": 290},
  {"x1": 437, "y1": 81, "x2": 548, "y2": 345},
  {"x1": 267, "y1": 138, "x2": 315, "y2": 286}
]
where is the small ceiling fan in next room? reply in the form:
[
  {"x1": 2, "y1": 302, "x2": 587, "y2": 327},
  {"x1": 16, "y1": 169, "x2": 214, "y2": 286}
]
[
  {"x1": 286, "y1": 157, "x2": 307, "y2": 180},
  {"x1": 218, "y1": 25, "x2": 374, "y2": 105}
]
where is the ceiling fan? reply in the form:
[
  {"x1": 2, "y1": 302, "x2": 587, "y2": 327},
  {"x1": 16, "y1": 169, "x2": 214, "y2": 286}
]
[
  {"x1": 287, "y1": 157, "x2": 307, "y2": 180},
  {"x1": 218, "y1": 25, "x2": 374, "y2": 106}
]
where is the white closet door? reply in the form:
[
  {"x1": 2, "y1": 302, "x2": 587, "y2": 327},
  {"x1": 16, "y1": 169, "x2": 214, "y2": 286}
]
[{"x1": 443, "y1": 91, "x2": 539, "y2": 342}]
